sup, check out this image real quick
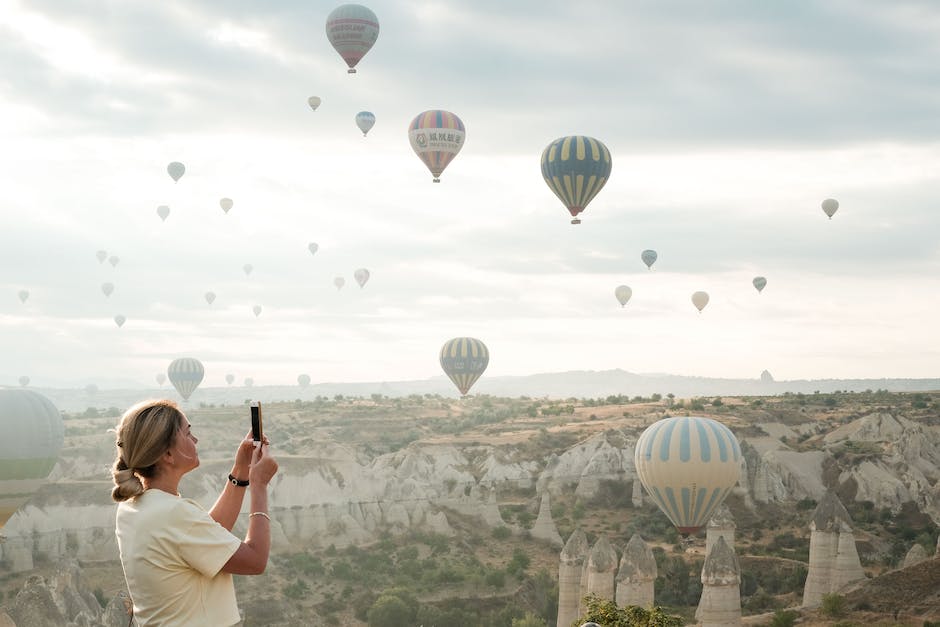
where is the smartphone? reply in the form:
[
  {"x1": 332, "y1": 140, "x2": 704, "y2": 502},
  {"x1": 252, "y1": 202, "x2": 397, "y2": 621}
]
[{"x1": 250, "y1": 401, "x2": 263, "y2": 446}]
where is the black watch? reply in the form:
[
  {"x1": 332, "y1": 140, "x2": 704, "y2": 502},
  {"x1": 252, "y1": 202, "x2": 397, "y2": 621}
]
[{"x1": 228, "y1": 474, "x2": 249, "y2": 487}]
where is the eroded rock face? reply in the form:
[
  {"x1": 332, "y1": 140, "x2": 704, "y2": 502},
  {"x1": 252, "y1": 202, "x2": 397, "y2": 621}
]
[{"x1": 3, "y1": 559, "x2": 116, "y2": 627}]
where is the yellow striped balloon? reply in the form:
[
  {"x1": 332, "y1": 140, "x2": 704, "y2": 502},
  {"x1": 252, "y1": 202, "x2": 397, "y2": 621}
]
[
  {"x1": 439, "y1": 337, "x2": 489, "y2": 396},
  {"x1": 634, "y1": 416, "x2": 741, "y2": 534},
  {"x1": 168, "y1": 357, "x2": 205, "y2": 401},
  {"x1": 540, "y1": 135, "x2": 612, "y2": 224}
]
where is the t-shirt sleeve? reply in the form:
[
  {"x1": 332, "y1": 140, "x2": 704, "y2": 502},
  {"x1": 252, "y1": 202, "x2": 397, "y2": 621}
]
[{"x1": 171, "y1": 498, "x2": 242, "y2": 578}]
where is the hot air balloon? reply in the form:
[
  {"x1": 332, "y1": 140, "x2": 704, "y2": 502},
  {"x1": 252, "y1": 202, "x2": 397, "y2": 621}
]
[
  {"x1": 114, "y1": 315, "x2": 126, "y2": 328},
  {"x1": 298, "y1": 374, "x2": 311, "y2": 387},
  {"x1": 18, "y1": 376, "x2": 29, "y2": 387},
  {"x1": 220, "y1": 198, "x2": 233, "y2": 214},
  {"x1": 17, "y1": 290, "x2": 28, "y2": 304},
  {"x1": 167, "y1": 357, "x2": 204, "y2": 401},
  {"x1": 252, "y1": 305, "x2": 262, "y2": 317},
  {"x1": 821, "y1": 198, "x2": 839, "y2": 219},
  {"x1": 355, "y1": 111, "x2": 375, "y2": 136},
  {"x1": 334, "y1": 277, "x2": 345, "y2": 290},
  {"x1": 0, "y1": 389, "x2": 65, "y2": 530},
  {"x1": 156, "y1": 205, "x2": 170, "y2": 222},
  {"x1": 634, "y1": 416, "x2": 741, "y2": 534},
  {"x1": 541, "y1": 135, "x2": 612, "y2": 225},
  {"x1": 84, "y1": 384, "x2": 98, "y2": 395},
  {"x1": 243, "y1": 264, "x2": 253, "y2": 276},
  {"x1": 244, "y1": 377, "x2": 254, "y2": 387},
  {"x1": 325, "y1": 4, "x2": 379, "y2": 74},
  {"x1": 408, "y1": 110, "x2": 465, "y2": 182},
  {"x1": 752, "y1": 277, "x2": 767, "y2": 293},
  {"x1": 205, "y1": 292, "x2": 216, "y2": 305},
  {"x1": 641, "y1": 249, "x2": 658, "y2": 270},
  {"x1": 691, "y1": 291, "x2": 709, "y2": 313},
  {"x1": 615, "y1": 285, "x2": 632, "y2": 307},
  {"x1": 308, "y1": 96, "x2": 321, "y2": 111},
  {"x1": 167, "y1": 162, "x2": 185, "y2": 182},
  {"x1": 101, "y1": 283, "x2": 114, "y2": 297},
  {"x1": 308, "y1": 242, "x2": 319, "y2": 256},
  {"x1": 96, "y1": 250, "x2": 108, "y2": 264},
  {"x1": 440, "y1": 337, "x2": 489, "y2": 396},
  {"x1": 225, "y1": 374, "x2": 235, "y2": 385},
  {"x1": 109, "y1": 256, "x2": 120, "y2": 267},
  {"x1": 354, "y1": 268, "x2": 370, "y2": 287},
  {"x1": 156, "y1": 373, "x2": 166, "y2": 386}
]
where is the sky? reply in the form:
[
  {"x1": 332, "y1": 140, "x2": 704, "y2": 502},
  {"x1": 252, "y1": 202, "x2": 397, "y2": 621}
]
[{"x1": 2, "y1": 0, "x2": 940, "y2": 389}]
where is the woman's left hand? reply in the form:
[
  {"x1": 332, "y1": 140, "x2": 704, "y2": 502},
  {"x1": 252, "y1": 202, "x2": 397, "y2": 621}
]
[{"x1": 233, "y1": 432, "x2": 268, "y2": 479}]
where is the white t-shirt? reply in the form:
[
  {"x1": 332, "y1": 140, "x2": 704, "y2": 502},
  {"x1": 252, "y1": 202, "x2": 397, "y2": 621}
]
[{"x1": 116, "y1": 489, "x2": 242, "y2": 627}]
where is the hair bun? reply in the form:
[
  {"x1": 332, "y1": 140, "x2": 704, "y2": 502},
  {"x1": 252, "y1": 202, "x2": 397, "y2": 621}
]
[{"x1": 111, "y1": 468, "x2": 144, "y2": 501}]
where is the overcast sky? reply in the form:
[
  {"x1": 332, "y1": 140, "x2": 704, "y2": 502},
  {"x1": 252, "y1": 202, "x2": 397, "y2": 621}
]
[{"x1": 3, "y1": 0, "x2": 940, "y2": 389}]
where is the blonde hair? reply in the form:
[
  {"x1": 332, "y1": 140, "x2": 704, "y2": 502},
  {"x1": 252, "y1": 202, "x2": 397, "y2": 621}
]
[{"x1": 111, "y1": 399, "x2": 185, "y2": 502}]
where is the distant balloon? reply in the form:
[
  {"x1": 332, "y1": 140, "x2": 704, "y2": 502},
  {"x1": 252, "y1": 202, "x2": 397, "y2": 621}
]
[
  {"x1": 18, "y1": 376, "x2": 29, "y2": 387},
  {"x1": 325, "y1": 4, "x2": 379, "y2": 74},
  {"x1": 308, "y1": 242, "x2": 319, "y2": 256},
  {"x1": 297, "y1": 374, "x2": 311, "y2": 387},
  {"x1": 225, "y1": 374, "x2": 235, "y2": 385},
  {"x1": 101, "y1": 282, "x2": 114, "y2": 297},
  {"x1": 167, "y1": 357, "x2": 204, "y2": 401},
  {"x1": 821, "y1": 198, "x2": 839, "y2": 219},
  {"x1": 691, "y1": 291, "x2": 709, "y2": 313},
  {"x1": 220, "y1": 198, "x2": 233, "y2": 214},
  {"x1": 615, "y1": 285, "x2": 632, "y2": 307},
  {"x1": 243, "y1": 264, "x2": 253, "y2": 276},
  {"x1": 96, "y1": 250, "x2": 108, "y2": 264},
  {"x1": 156, "y1": 373, "x2": 166, "y2": 386},
  {"x1": 109, "y1": 256, "x2": 120, "y2": 268},
  {"x1": 635, "y1": 416, "x2": 741, "y2": 533},
  {"x1": 355, "y1": 111, "x2": 375, "y2": 136},
  {"x1": 541, "y1": 135, "x2": 612, "y2": 224},
  {"x1": 84, "y1": 384, "x2": 98, "y2": 395},
  {"x1": 308, "y1": 96, "x2": 321, "y2": 111},
  {"x1": 167, "y1": 162, "x2": 185, "y2": 182},
  {"x1": 354, "y1": 268, "x2": 370, "y2": 288},
  {"x1": 0, "y1": 389, "x2": 65, "y2": 530},
  {"x1": 205, "y1": 291, "x2": 216, "y2": 305},
  {"x1": 114, "y1": 315, "x2": 126, "y2": 328},
  {"x1": 440, "y1": 337, "x2": 489, "y2": 396},
  {"x1": 333, "y1": 277, "x2": 345, "y2": 290},
  {"x1": 752, "y1": 277, "x2": 767, "y2": 293},
  {"x1": 408, "y1": 110, "x2": 465, "y2": 182},
  {"x1": 17, "y1": 290, "x2": 28, "y2": 304},
  {"x1": 244, "y1": 377, "x2": 254, "y2": 387},
  {"x1": 252, "y1": 305, "x2": 262, "y2": 317},
  {"x1": 156, "y1": 205, "x2": 170, "y2": 222},
  {"x1": 641, "y1": 249, "x2": 658, "y2": 269}
]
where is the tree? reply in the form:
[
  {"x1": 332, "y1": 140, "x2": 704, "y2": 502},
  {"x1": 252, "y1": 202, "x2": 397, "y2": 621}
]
[
  {"x1": 367, "y1": 594, "x2": 416, "y2": 627},
  {"x1": 511, "y1": 612, "x2": 544, "y2": 627},
  {"x1": 577, "y1": 594, "x2": 683, "y2": 627}
]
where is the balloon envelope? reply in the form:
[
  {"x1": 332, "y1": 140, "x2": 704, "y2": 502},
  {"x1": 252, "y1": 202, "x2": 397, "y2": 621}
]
[
  {"x1": 168, "y1": 357, "x2": 204, "y2": 401},
  {"x1": 641, "y1": 249, "x2": 658, "y2": 269},
  {"x1": 96, "y1": 250, "x2": 108, "y2": 264},
  {"x1": 84, "y1": 384, "x2": 98, "y2": 395},
  {"x1": 440, "y1": 337, "x2": 489, "y2": 396},
  {"x1": 114, "y1": 315, "x2": 126, "y2": 328},
  {"x1": 752, "y1": 277, "x2": 767, "y2": 293},
  {"x1": 167, "y1": 161, "x2": 185, "y2": 182},
  {"x1": 0, "y1": 389, "x2": 65, "y2": 530},
  {"x1": 205, "y1": 291, "x2": 216, "y2": 305},
  {"x1": 356, "y1": 111, "x2": 375, "y2": 136},
  {"x1": 691, "y1": 291, "x2": 709, "y2": 312},
  {"x1": 821, "y1": 198, "x2": 839, "y2": 219},
  {"x1": 101, "y1": 283, "x2": 114, "y2": 297},
  {"x1": 18, "y1": 376, "x2": 29, "y2": 387},
  {"x1": 615, "y1": 285, "x2": 632, "y2": 307},
  {"x1": 225, "y1": 374, "x2": 235, "y2": 385},
  {"x1": 156, "y1": 205, "x2": 170, "y2": 221},
  {"x1": 541, "y1": 135, "x2": 612, "y2": 224},
  {"x1": 354, "y1": 268, "x2": 370, "y2": 287},
  {"x1": 634, "y1": 416, "x2": 741, "y2": 533},
  {"x1": 244, "y1": 377, "x2": 254, "y2": 387},
  {"x1": 252, "y1": 305, "x2": 262, "y2": 317},
  {"x1": 243, "y1": 264, "x2": 253, "y2": 276},
  {"x1": 308, "y1": 242, "x2": 319, "y2": 256},
  {"x1": 17, "y1": 290, "x2": 28, "y2": 304},
  {"x1": 408, "y1": 110, "x2": 465, "y2": 182},
  {"x1": 334, "y1": 277, "x2": 345, "y2": 290},
  {"x1": 308, "y1": 96, "x2": 321, "y2": 110},
  {"x1": 220, "y1": 198, "x2": 233, "y2": 213},
  {"x1": 298, "y1": 374, "x2": 311, "y2": 387},
  {"x1": 156, "y1": 373, "x2": 166, "y2": 386},
  {"x1": 325, "y1": 4, "x2": 379, "y2": 73},
  {"x1": 109, "y1": 256, "x2": 120, "y2": 267}
]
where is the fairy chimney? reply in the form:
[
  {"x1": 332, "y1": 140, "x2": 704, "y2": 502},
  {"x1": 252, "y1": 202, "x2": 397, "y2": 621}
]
[
  {"x1": 557, "y1": 528, "x2": 589, "y2": 627},
  {"x1": 616, "y1": 533, "x2": 657, "y2": 608},
  {"x1": 705, "y1": 503, "x2": 735, "y2": 557},
  {"x1": 802, "y1": 491, "x2": 865, "y2": 608},
  {"x1": 584, "y1": 535, "x2": 618, "y2": 608},
  {"x1": 695, "y1": 536, "x2": 741, "y2": 626}
]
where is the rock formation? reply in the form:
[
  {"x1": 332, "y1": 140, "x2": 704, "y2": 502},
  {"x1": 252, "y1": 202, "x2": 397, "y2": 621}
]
[
  {"x1": 616, "y1": 533, "x2": 656, "y2": 608},
  {"x1": 557, "y1": 528, "x2": 589, "y2": 627},
  {"x1": 695, "y1": 536, "x2": 741, "y2": 626},
  {"x1": 802, "y1": 491, "x2": 866, "y2": 607},
  {"x1": 631, "y1": 479, "x2": 644, "y2": 508},
  {"x1": 705, "y1": 503, "x2": 735, "y2": 557},
  {"x1": 902, "y1": 543, "x2": 928, "y2": 569},
  {"x1": 584, "y1": 535, "x2": 618, "y2": 608},
  {"x1": 530, "y1": 492, "x2": 563, "y2": 547}
]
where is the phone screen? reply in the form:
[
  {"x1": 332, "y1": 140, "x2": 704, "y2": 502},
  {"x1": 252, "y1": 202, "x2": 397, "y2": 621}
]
[{"x1": 250, "y1": 401, "x2": 263, "y2": 444}]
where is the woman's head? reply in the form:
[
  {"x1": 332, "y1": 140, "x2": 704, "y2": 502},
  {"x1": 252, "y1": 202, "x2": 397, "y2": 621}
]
[{"x1": 111, "y1": 399, "x2": 186, "y2": 502}]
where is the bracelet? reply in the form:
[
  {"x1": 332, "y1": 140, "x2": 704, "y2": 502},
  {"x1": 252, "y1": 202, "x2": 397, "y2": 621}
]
[
  {"x1": 228, "y1": 474, "x2": 249, "y2": 487},
  {"x1": 249, "y1": 512, "x2": 270, "y2": 521}
]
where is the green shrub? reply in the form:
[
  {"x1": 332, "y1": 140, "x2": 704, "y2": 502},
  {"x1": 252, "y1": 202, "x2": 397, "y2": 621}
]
[
  {"x1": 821, "y1": 593, "x2": 846, "y2": 617},
  {"x1": 770, "y1": 609, "x2": 799, "y2": 627}
]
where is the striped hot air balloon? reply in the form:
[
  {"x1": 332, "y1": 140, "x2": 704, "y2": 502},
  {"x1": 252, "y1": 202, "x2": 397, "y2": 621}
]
[
  {"x1": 634, "y1": 416, "x2": 741, "y2": 534},
  {"x1": 325, "y1": 4, "x2": 379, "y2": 74},
  {"x1": 540, "y1": 135, "x2": 612, "y2": 224},
  {"x1": 0, "y1": 389, "x2": 64, "y2": 530},
  {"x1": 408, "y1": 110, "x2": 465, "y2": 182},
  {"x1": 439, "y1": 337, "x2": 488, "y2": 396},
  {"x1": 167, "y1": 357, "x2": 205, "y2": 401}
]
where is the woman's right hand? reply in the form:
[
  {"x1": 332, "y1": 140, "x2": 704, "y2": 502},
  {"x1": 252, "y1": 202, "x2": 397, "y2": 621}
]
[{"x1": 248, "y1": 442, "x2": 278, "y2": 487}]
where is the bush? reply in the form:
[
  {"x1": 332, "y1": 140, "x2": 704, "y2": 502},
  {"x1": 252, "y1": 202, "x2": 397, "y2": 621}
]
[
  {"x1": 491, "y1": 526, "x2": 512, "y2": 540},
  {"x1": 821, "y1": 593, "x2": 847, "y2": 617},
  {"x1": 770, "y1": 609, "x2": 799, "y2": 627}
]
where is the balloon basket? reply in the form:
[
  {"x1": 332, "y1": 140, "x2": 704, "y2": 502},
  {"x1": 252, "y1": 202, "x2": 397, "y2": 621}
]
[
  {"x1": 348, "y1": 69, "x2": 356, "y2": 74},
  {"x1": 571, "y1": 218, "x2": 581, "y2": 225},
  {"x1": 432, "y1": 178, "x2": 440, "y2": 183}
]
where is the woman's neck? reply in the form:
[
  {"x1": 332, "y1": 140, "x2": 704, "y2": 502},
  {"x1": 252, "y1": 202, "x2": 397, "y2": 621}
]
[{"x1": 142, "y1": 474, "x2": 181, "y2": 496}]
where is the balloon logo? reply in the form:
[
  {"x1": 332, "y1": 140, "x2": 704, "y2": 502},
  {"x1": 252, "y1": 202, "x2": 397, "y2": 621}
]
[
  {"x1": 408, "y1": 110, "x2": 465, "y2": 182},
  {"x1": 18, "y1": 376, "x2": 29, "y2": 387},
  {"x1": 96, "y1": 250, "x2": 108, "y2": 264},
  {"x1": 615, "y1": 285, "x2": 632, "y2": 307},
  {"x1": 225, "y1": 374, "x2": 235, "y2": 385},
  {"x1": 334, "y1": 277, "x2": 345, "y2": 290},
  {"x1": 156, "y1": 205, "x2": 170, "y2": 222},
  {"x1": 356, "y1": 111, "x2": 375, "y2": 136},
  {"x1": 156, "y1": 373, "x2": 166, "y2": 386},
  {"x1": 243, "y1": 264, "x2": 253, "y2": 276},
  {"x1": 298, "y1": 374, "x2": 311, "y2": 387},
  {"x1": 114, "y1": 315, "x2": 126, "y2": 328},
  {"x1": 205, "y1": 292, "x2": 216, "y2": 305},
  {"x1": 308, "y1": 242, "x2": 319, "y2": 256},
  {"x1": 354, "y1": 268, "x2": 370, "y2": 287},
  {"x1": 168, "y1": 357, "x2": 204, "y2": 401},
  {"x1": 17, "y1": 290, "x2": 29, "y2": 304},
  {"x1": 220, "y1": 198, "x2": 233, "y2": 214},
  {"x1": 109, "y1": 256, "x2": 120, "y2": 267},
  {"x1": 0, "y1": 389, "x2": 65, "y2": 531},
  {"x1": 821, "y1": 198, "x2": 839, "y2": 219},
  {"x1": 325, "y1": 4, "x2": 379, "y2": 74},
  {"x1": 641, "y1": 249, "x2": 658, "y2": 270},
  {"x1": 691, "y1": 291, "x2": 709, "y2": 313},
  {"x1": 634, "y1": 416, "x2": 741, "y2": 534},
  {"x1": 167, "y1": 162, "x2": 185, "y2": 182},
  {"x1": 541, "y1": 135, "x2": 612, "y2": 224},
  {"x1": 440, "y1": 337, "x2": 489, "y2": 396},
  {"x1": 101, "y1": 283, "x2": 114, "y2": 297},
  {"x1": 308, "y1": 96, "x2": 321, "y2": 111},
  {"x1": 752, "y1": 277, "x2": 767, "y2": 293},
  {"x1": 252, "y1": 305, "x2": 262, "y2": 317}
]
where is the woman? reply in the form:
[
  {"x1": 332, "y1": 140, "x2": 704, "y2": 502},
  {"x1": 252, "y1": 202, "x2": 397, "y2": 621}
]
[{"x1": 111, "y1": 399, "x2": 278, "y2": 626}]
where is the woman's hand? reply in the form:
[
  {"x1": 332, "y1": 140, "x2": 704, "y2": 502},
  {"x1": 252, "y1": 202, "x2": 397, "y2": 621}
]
[
  {"x1": 233, "y1": 431, "x2": 267, "y2": 480},
  {"x1": 249, "y1": 442, "x2": 278, "y2": 487}
]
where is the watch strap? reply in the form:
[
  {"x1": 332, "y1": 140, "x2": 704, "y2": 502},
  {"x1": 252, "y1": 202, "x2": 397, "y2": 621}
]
[{"x1": 228, "y1": 473, "x2": 249, "y2": 487}]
